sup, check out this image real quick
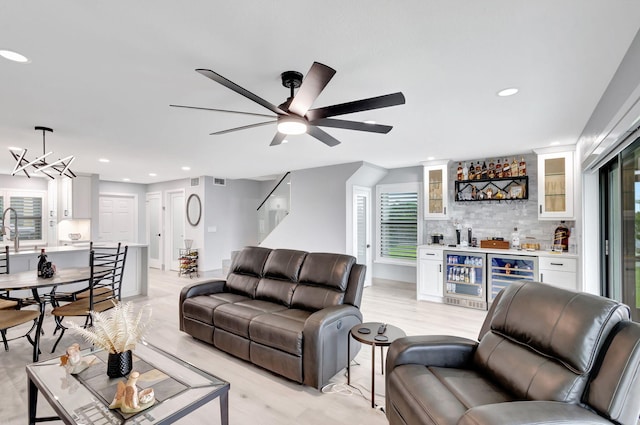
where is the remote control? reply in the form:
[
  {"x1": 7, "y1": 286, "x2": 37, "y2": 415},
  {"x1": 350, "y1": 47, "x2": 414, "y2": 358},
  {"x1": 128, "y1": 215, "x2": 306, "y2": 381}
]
[{"x1": 377, "y1": 323, "x2": 387, "y2": 334}]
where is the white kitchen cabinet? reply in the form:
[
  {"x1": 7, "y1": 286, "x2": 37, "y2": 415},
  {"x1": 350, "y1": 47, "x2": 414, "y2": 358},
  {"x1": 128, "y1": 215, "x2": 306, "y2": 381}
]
[
  {"x1": 417, "y1": 246, "x2": 444, "y2": 302},
  {"x1": 538, "y1": 256, "x2": 577, "y2": 291},
  {"x1": 423, "y1": 163, "x2": 448, "y2": 219},
  {"x1": 536, "y1": 149, "x2": 575, "y2": 220},
  {"x1": 58, "y1": 175, "x2": 92, "y2": 219}
]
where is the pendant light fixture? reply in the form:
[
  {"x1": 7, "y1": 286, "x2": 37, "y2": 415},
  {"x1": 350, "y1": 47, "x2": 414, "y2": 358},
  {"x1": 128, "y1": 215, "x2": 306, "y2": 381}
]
[{"x1": 9, "y1": 126, "x2": 76, "y2": 179}]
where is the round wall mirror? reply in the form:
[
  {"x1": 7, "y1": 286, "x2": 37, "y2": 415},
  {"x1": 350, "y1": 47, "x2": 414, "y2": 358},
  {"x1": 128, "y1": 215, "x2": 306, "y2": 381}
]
[{"x1": 186, "y1": 194, "x2": 202, "y2": 226}]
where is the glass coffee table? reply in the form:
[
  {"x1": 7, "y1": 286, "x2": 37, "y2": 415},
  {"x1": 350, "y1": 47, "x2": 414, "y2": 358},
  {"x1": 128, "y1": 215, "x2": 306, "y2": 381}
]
[{"x1": 26, "y1": 342, "x2": 229, "y2": 425}]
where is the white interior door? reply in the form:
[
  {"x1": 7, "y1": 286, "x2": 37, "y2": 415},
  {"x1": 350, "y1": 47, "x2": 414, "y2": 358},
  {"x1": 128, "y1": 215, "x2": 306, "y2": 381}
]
[
  {"x1": 353, "y1": 186, "x2": 372, "y2": 287},
  {"x1": 146, "y1": 192, "x2": 162, "y2": 269},
  {"x1": 167, "y1": 190, "x2": 185, "y2": 271},
  {"x1": 98, "y1": 194, "x2": 136, "y2": 243}
]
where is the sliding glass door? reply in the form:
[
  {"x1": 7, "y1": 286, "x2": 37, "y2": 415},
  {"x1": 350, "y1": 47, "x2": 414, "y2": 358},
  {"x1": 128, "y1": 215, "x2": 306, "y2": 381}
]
[{"x1": 603, "y1": 136, "x2": 640, "y2": 320}]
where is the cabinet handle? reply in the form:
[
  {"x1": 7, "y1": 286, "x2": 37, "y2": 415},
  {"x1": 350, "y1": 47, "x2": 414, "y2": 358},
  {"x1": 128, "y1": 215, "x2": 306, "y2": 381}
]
[
  {"x1": 444, "y1": 206, "x2": 446, "y2": 215},
  {"x1": 540, "y1": 273, "x2": 544, "y2": 282},
  {"x1": 64, "y1": 209, "x2": 69, "y2": 216},
  {"x1": 439, "y1": 264, "x2": 442, "y2": 272},
  {"x1": 550, "y1": 262, "x2": 563, "y2": 266},
  {"x1": 539, "y1": 205, "x2": 542, "y2": 214},
  {"x1": 426, "y1": 253, "x2": 436, "y2": 256}
]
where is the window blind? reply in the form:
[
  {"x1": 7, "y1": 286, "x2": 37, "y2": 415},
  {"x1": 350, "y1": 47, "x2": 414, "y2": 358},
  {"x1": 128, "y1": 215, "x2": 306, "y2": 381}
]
[
  {"x1": 9, "y1": 196, "x2": 43, "y2": 241},
  {"x1": 379, "y1": 191, "x2": 418, "y2": 260}
]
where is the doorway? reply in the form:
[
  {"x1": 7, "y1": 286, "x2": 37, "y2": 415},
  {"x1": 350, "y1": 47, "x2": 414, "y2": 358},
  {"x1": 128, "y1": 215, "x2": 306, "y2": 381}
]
[
  {"x1": 166, "y1": 190, "x2": 185, "y2": 271},
  {"x1": 146, "y1": 192, "x2": 162, "y2": 269},
  {"x1": 601, "y1": 136, "x2": 640, "y2": 320},
  {"x1": 353, "y1": 186, "x2": 372, "y2": 287}
]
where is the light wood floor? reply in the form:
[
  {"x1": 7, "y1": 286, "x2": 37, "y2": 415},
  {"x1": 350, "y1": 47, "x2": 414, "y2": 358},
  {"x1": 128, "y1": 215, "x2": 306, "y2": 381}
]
[{"x1": 0, "y1": 268, "x2": 487, "y2": 424}]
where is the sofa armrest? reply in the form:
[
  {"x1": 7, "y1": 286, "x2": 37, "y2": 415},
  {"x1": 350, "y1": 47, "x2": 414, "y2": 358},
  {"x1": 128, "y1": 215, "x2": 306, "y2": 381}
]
[
  {"x1": 459, "y1": 401, "x2": 613, "y2": 425},
  {"x1": 179, "y1": 279, "x2": 226, "y2": 331},
  {"x1": 386, "y1": 335, "x2": 478, "y2": 372},
  {"x1": 303, "y1": 304, "x2": 363, "y2": 389}
]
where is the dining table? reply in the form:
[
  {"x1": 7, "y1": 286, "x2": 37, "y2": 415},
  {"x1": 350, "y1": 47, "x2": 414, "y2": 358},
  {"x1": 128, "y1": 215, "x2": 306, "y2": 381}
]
[{"x1": 0, "y1": 267, "x2": 107, "y2": 362}]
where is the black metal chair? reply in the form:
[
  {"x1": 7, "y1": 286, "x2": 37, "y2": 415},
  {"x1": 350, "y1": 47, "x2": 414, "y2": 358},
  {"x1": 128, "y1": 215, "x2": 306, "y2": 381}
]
[
  {"x1": 0, "y1": 245, "x2": 40, "y2": 352},
  {"x1": 50, "y1": 245, "x2": 128, "y2": 353}
]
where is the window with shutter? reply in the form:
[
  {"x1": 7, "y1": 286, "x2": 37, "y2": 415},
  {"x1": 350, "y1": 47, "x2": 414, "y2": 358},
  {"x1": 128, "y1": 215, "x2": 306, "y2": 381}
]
[
  {"x1": 0, "y1": 191, "x2": 46, "y2": 244},
  {"x1": 376, "y1": 183, "x2": 420, "y2": 264}
]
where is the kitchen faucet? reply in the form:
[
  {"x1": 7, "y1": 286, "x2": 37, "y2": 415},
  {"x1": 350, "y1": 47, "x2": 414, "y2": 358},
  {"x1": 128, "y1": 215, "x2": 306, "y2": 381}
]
[{"x1": 1, "y1": 207, "x2": 19, "y2": 252}]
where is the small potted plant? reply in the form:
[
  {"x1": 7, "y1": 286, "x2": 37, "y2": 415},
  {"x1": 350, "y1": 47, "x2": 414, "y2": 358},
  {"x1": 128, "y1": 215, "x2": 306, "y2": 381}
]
[{"x1": 68, "y1": 301, "x2": 152, "y2": 377}]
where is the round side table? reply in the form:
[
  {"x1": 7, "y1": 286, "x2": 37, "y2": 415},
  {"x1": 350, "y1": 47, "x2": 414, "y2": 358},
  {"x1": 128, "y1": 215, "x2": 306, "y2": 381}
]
[{"x1": 348, "y1": 322, "x2": 406, "y2": 408}]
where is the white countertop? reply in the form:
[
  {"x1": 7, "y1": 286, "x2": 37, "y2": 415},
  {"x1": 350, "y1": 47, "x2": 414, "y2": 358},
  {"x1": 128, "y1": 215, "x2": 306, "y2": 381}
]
[
  {"x1": 7, "y1": 243, "x2": 148, "y2": 257},
  {"x1": 418, "y1": 244, "x2": 579, "y2": 259}
]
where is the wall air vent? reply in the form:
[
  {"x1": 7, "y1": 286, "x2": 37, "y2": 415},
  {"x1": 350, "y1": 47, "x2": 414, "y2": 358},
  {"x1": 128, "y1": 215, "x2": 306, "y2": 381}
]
[
  {"x1": 190, "y1": 178, "x2": 199, "y2": 187},
  {"x1": 213, "y1": 177, "x2": 226, "y2": 186}
]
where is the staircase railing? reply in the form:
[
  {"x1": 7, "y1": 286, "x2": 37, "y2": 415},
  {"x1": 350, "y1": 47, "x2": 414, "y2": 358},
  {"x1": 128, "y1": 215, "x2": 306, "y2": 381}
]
[{"x1": 257, "y1": 172, "x2": 290, "y2": 243}]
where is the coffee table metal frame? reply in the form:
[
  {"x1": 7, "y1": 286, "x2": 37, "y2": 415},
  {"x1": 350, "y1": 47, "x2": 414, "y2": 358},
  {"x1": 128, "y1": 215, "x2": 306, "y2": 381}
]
[
  {"x1": 26, "y1": 341, "x2": 230, "y2": 425},
  {"x1": 347, "y1": 322, "x2": 405, "y2": 408}
]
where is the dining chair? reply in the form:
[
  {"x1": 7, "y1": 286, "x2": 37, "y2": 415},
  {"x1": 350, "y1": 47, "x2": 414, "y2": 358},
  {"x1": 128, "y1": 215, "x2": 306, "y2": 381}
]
[
  {"x1": 0, "y1": 246, "x2": 41, "y2": 352},
  {"x1": 50, "y1": 244, "x2": 128, "y2": 353},
  {"x1": 0, "y1": 246, "x2": 18, "y2": 310}
]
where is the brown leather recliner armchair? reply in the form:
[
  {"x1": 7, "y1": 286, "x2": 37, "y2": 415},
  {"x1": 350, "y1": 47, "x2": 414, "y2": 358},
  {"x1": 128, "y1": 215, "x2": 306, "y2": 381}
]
[{"x1": 386, "y1": 280, "x2": 640, "y2": 425}]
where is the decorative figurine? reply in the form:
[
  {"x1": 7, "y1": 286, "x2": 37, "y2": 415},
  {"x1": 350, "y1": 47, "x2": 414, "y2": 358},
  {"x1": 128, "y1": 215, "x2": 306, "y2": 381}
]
[
  {"x1": 109, "y1": 371, "x2": 155, "y2": 413},
  {"x1": 59, "y1": 343, "x2": 96, "y2": 374}
]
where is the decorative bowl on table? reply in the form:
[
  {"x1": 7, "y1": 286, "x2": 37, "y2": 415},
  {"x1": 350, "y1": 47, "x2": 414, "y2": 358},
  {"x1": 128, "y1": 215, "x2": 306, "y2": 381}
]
[{"x1": 68, "y1": 233, "x2": 82, "y2": 240}]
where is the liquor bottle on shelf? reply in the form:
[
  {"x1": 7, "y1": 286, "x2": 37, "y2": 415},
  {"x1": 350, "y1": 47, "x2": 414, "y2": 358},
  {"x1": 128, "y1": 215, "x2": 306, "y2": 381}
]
[
  {"x1": 495, "y1": 159, "x2": 502, "y2": 178},
  {"x1": 456, "y1": 162, "x2": 463, "y2": 181},
  {"x1": 481, "y1": 161, "x2": 487, "y2": 179},
  {"x1": 475, "y1": 162, "x2": 482, "y2": 180},
  {"x1": 519, "y1": 157, "x2": 527, "y2": 176},
  {"x1": 502, "y1": 158, "x2": 511, "y2": 177},
  {"x1": 462, "y1": 162, "x2": 469, "y2": 180},
  {"x1": 488, "y1": 159, "x2": 495, "y2": 179},
  {"x1": 468, "y1": 162, "x2": 475, "y2": 180},
  {"x1": 511, "y1": 158, "x2": 519, "y2": 176}
]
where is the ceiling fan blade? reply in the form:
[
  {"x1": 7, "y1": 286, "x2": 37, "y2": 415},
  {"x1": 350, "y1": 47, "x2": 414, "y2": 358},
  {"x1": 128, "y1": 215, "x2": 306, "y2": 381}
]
[
  {"x1": 310, "y1": 118, "x2": 393, "y2": 134},
  {"x1": 270, "y1": 132, "x2": 287, "y2": 146},
  {"x1": 288, "y1": 62, "x2": 336, "y2": 117},
  {"x1": 307, "y1": 126, "x2": 341, "y2": 147},
  {"x1": 210, "y1": 120, "x2": 276, "y2": 135},
  {"x1": 196, "y1": 69, "x2": 287, "y2": 116},
  {"x1": 170, "y1": 104, "x2": 274, "y2": 118},
  {"x1": 306, "y1": 92, "x2": 406, "y2": 121}
]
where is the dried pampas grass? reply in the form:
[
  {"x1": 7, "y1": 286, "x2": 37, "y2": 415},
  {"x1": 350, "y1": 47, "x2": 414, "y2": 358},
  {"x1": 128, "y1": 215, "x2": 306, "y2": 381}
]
[{"x1": 67, "y1": 302, "x2": 152, "y2": 354}]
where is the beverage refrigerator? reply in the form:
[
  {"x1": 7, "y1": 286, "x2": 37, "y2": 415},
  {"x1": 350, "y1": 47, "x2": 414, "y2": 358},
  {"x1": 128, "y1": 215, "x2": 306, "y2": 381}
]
[
  {"x1": 487, "y1": 254, "x2": 538, "y2": 305},
  {"x1": 443, "y1": 251, "x2": 487, "y2": 310}
]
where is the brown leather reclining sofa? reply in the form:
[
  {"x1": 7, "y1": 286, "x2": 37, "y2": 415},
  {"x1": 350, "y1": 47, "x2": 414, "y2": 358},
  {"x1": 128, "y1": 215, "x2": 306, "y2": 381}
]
[
  {"x1": 386, "y1": 280, "x2": 640, "y2": 425},
  {"x1": 179, "y1": 246, "x2": 365, "y2": 389}
]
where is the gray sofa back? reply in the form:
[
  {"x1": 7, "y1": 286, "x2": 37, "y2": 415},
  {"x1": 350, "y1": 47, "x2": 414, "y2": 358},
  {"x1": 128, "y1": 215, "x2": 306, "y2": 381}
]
[
  {"x1": 227, "y1": 246, "x2": 362, "y2": 312},
  {"x1": 474, "y1": 281, "x2": 630, "y2": 403}
]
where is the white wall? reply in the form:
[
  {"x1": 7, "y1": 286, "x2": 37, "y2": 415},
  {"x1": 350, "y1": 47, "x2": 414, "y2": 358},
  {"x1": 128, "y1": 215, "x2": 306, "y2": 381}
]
[{"x1": 261, "y1": 162, "x2": 362, "y2": 253}]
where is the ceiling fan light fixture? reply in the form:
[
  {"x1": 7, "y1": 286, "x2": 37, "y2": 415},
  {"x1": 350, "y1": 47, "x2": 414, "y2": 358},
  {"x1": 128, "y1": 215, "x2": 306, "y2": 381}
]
[{"x1": 277, "y1": 117, "x2": 307, "y2": 135}]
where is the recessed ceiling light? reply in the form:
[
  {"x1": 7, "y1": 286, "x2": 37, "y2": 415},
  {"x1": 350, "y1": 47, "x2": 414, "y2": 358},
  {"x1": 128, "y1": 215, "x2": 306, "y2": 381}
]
[
  {"x1": 364, "y1": 120, "x2": 377, "y2": 125},
  {"x1": 149, "y1": 173, "x2": 157, "y2": 177},
  {"x1": 497, "y1": 88, "x2": 519, "y2": 97},
  {"x1": 122, "y1": 178, "x2": 130, "y2": 182},
  {"x1": 427, "y1": 156, "x2": 435, "y2": 160},
  {"x1": 181, "y1": 166, "x2": 191, "y2": 171},
  {"x1": 0, "y1": 49, "x2": 30, "y2": 63},
  {"x1": 549, "y1": 141, "x2": 560, "y2": 146},
  {"x1": 98, "y1": 158, "x2": 110, "y2": 163}
]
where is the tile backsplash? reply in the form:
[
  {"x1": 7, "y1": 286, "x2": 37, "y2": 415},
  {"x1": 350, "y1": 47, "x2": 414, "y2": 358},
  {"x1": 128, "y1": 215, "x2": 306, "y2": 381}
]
[{"x1": 424, "y1": 153, "x2": 575, "y2": 246}]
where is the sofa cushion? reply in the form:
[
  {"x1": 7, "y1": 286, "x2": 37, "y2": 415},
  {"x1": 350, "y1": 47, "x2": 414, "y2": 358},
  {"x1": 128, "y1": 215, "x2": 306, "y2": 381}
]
[
  {"x1": 213, "y1": 299, "x2": 287, "y2": 337},
  {"x1": 249, "y1": 309, "x2": 311, "y2": 356},
  {"x1": 226, "y1": 246, "x2": 272, "y2": 297},
  {"x1": 291, "y1": 285, "x2": 345, "y2": 311},
  {"x1": 255, "y1": 278, "x2": 297, "y2": 307},
  {"x1": 263, "y1": 249, "x2": 307, "y2": 281},
  {"x1": 298, "y1": 252, "x2": 355, "y2": 291},
  {"x1": 182, "y1": 293, "x2": 250, "y2": 325}
]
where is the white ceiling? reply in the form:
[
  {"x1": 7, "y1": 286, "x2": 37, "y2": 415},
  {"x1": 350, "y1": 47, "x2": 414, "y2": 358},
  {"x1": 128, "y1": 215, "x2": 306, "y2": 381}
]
[{"x1": 1, "y1": 1, "x2": 640, "y2": 184}]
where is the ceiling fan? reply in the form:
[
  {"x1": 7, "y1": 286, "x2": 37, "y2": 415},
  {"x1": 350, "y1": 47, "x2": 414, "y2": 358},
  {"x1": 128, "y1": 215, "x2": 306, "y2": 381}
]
[{"x1": 170, "y1": 62, "x2": 405, "y2": 147}]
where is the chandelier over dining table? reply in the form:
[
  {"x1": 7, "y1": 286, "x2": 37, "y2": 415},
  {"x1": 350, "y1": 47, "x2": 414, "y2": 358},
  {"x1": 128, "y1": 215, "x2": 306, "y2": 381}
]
[{"x1": 10, "y1": 126, "x2": 76, "y2": 179}]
